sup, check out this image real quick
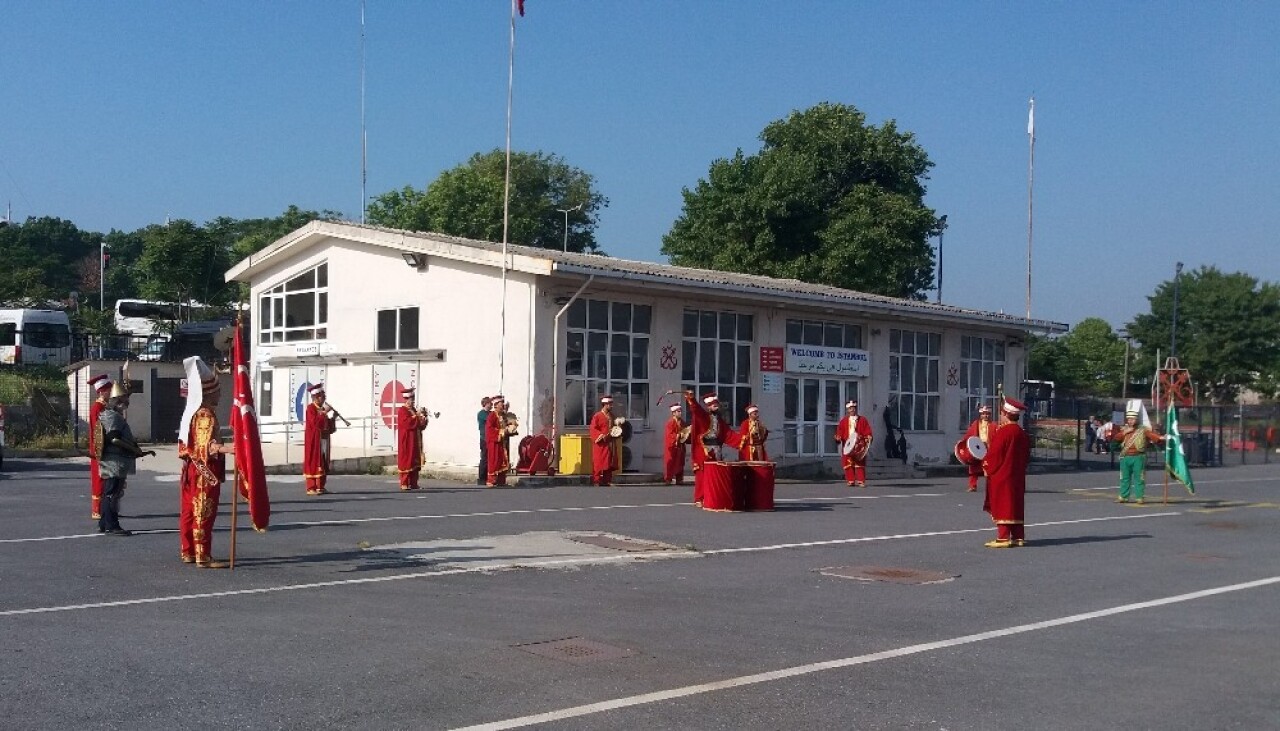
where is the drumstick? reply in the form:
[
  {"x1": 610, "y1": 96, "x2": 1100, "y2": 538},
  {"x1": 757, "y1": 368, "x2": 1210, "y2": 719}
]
[{"x1": 655, "y1": 389, "x2": 676, "y2": 406}]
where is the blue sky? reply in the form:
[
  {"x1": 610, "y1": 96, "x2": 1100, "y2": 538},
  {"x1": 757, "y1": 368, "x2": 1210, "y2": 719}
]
[{"x1": 3, "y1": 1, "x2": 1277, "y2": 330}]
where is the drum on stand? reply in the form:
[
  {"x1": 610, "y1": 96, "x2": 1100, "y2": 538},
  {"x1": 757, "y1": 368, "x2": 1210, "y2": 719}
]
[
  {"x1": 741, "y1": 461, "x2": 775, "y2": 511},
  {"x1": 954, "y1": 436, "x2": 987, "y2": 466},
  {"x1": 702, "y1": 462, "x2": 737, "y2": 511}
]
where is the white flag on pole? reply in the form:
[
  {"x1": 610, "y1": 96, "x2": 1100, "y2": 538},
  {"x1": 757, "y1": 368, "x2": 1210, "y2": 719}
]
[{"x1": 1027, "y1": 97, "x2": 1036, "y2": 138}]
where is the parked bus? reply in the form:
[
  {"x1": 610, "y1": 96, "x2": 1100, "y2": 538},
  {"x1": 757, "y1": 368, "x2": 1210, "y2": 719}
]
[
  {"x1": 0, "y1": 309, "x2": 73, "y2": 367},
  {"x1": 113, "y1": 299, "x2": 183, "y2": 336}
]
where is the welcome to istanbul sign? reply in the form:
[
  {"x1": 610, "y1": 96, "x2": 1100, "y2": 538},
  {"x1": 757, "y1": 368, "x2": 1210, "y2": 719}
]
[{"x1": 784, "y1": 344, "x2": 871, "y2": 378}]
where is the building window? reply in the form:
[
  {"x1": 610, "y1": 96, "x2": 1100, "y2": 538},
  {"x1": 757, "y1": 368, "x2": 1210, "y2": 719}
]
[
  {"x1": 784, "y1": 319, "x2": 862, "y2": 349},
  {"x1": 958, "y1": 336, "x2": 1005, "y2": 428},
  {"x1": 376, "y1": 307, "x2": 420, "y2": 351},
  {"x1": 889, "y1": 329, "x2": 940, "y2": 431},
  {"x1": 259, "y1": 370, "x2": 273, "y2": 418},
  {"x1": 564, "y1": 299, "x2": 651, "y2": 428},
  {"x1": 783, "y1": 378, "x2": 859, "y2": 456},
  {"x1": 259, "y1": 263, "x2": 328, "y2": 344},
  {"x1": 681, "y1": 309, "x2": 753, "y2": 424}
]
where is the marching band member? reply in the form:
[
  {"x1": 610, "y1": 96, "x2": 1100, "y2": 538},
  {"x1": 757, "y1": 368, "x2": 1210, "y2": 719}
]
[
  {"x1": 87, "y1": 373, "x2": 114, "y2": 520},
  {"x1": 684, "y1": 390, "x2": 737, "y2": 507},
  {"x1": 981, "y1": 397, "x2": 1030, "y2": 548},
  {"x1": 396, "y1": 387, "x2": 429, "y2": 491},
  {"x1": 178, "y1": 356, "x2": 233, "y2": 568},
  {"x1": 737, "y1": 404, "x2": 769, "y2": 461},
  {"x1": 485, "y1": 395, "x2": 511, "y2": 487},
  {"x1": 663, "y1": 404, "x2": 686, "y2": 486},
  {"x1": 303, "y1": 383, "x2": 337, "y2": 495},
  {"x1": 589, "y1": 396, "x2": 620, "y2": 486},
  {"x1": 1111, "y1": 401, "x2": 1164, "y2": 505},
  {"x1": 962, "y1": 404, "x2": 994, "y2": 492},
  {"x1": 834, "y1": 400, "x2": 873, "y2": 487}
]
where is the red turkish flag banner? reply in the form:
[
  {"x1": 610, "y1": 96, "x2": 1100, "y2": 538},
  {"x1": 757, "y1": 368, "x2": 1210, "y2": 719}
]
[
  {"x1": 517, "y1": 0, "x2": 525, "y2": 16},
  {"x1": 231, "y1": 320, "x2": 271, "y2": 531}
]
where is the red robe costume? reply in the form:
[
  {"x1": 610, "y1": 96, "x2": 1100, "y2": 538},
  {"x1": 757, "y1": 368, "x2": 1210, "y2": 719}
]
[
  {"x1": 982, "y1": 420, "x2": 1030, "y2": 542},
  {"x1": 179, "y1": 406, "x2": 225, "y2": 564},
  {"x1": 88, "y1": 397, "x2": 107, "y2": 519},
  {"x1": 396, "y1": 404, "x2": 428, "y2": 489},
  {"x1": 663, "y1": 417, "x2": 686, "y2": 485},
  {"x1": 962, "y1": 417, "x2": 993, "y2": 491},
  {"x1": 737, "y1": 417, "x2": 769, "y2": 461},
  {"x1": 686, "y1": 393, "x2": 738, "y2": 505},
  {"x1": 303, "y1": 401, "x2": 337, "y2": 493},
  {"x1": 834, "y1": 414, "x2": 873, "y2": 486},
  {"x1": 589, "y1": 410, "x2": 620, "y2": 486},
  {"x1": 485, "y1": 410, "x2": 510, "y2": 486}
]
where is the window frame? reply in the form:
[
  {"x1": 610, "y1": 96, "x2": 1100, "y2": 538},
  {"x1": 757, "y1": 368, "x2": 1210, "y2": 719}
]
[
  {"x1": 888, "y1": 328, "x2": 941, "y2": 432},
  {"x1": 258, "y1": 263, "x2": 329, "y2": 344},
  {"x1": 958, "y1": 335, "x2": 1006, "y2": 428},
  {"x1": 681, "y1": 308, "x2": 754, "y2": 425},
  {"x1": 375, "y1": 306, "x2": 421, "y2": 352},
  {"x1": 563, "y1": 298, "x2": 652, "y2": 429}
]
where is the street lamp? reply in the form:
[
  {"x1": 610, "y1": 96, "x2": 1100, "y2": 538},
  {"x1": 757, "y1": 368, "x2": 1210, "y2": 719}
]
[
  {"x1": 1170, "y1": 261, "x2": 1184, "y2": 358},
  {"x1": 99, "y1": 240, "x2": 108, "y2": 359},
  {"x1": 556, "y1": 203, "x2": 582, "y2": 253},
  {"x1": 935, "y1": 214, "x2": 948, "y2": 304},
  {"x1": 1117, "y1": 328, "x2": 1132, "y2": 400}
]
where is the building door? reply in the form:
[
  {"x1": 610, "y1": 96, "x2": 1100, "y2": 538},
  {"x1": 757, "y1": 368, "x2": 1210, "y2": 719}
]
[
  {"x1": 288, "y1": 366, "x2": 327, "y2": 444},
  {"x1": 152, "y1": 377, "x2": 185, "y2": 443},
  {"x1": 371, "y1": 362, "x2": 418, "y2": 449}
]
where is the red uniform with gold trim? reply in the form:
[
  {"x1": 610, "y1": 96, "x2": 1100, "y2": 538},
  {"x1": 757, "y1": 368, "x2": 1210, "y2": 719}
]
[
  {"x1": 663, "y1": 415, "x2": 686, "y2": 485},
  {"x1": 179, "y1": 406, "x2": 225, "y2": 563},
  {"x1": 88, "y1": 397, "x2": 107, "y2": 519},
  {"x1": 589, "y1": 409, "x2": 619, "y2": 486},
  {"x1": 963, "y1": 415, "x2": 993, "y2": 491},
  {"x1": 834, "y1": 414, "x2": 873, "y2": 486},
  {"x1": 303, "y1": 401, "x2": 337, "y2": 493},
  {"x1": 396, "y1": 404, "x2": 428, "y2": 489},
  {"x1": 737, "y1": 417, "x2": 769, "y2": 461},
  {"x1": 982, "y1": 418, "x2": 1029, "y2": 542},
  {"x1": 686, "y1": 393, "x2": 737, "y2": 505},
  {"x1": 485, "y1": 410, "x2": 510, "y2": 486}
]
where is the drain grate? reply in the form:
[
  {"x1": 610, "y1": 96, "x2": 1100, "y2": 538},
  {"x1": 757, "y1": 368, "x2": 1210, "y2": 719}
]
[
  {"x1": 568, "y1": 534, "x2": 677, "y2": 552},
  {"x1": 819, "y1": 565, "x2": 957, "y2": 585},
  {"x1": 512, "y1": 637, "x2": 637, "y2": 664}
]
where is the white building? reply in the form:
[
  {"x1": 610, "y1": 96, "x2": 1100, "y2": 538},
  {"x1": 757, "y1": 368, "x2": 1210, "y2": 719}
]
[{"x1": 226, "y1": 221, "x2": 1067, "y2": 476}]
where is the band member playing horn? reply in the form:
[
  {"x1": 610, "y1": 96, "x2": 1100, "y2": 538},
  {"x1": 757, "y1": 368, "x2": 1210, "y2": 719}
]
[
  {"x1": 834, "y1": 400, "x2": 873, "y2": 487},
  {"x1": 87, "y1": 373, "x2": 114, "y2": 520},
  {"x1": 962, "y1": 404, "x2": 994, "y2": 492},
  {"x1": 685, "y1": 390, "x2": 738, "y2": 507},
  {"x1": 485, "y1": 395, "x2": 511, "y2": 486},
  {"x1": 178, "y1": 356, "x2": 233, "y2": 568},
  {"x1": 663, "y1": 404, "x2": 687, "y2": 485},
  {"x1": 589, "y1": 396, "x2": 622, "y2": 486},
  {"x1": 303, "y1": 382, "x2": 337, "y2": 495},
  {"x1": 396, "y1": 387, "x2": 429, "y2": 491},
  {"x1": 737, "y1": 404, "x2": 769, "y2": 461},
  {"x1": 982, "y1": 397, "x2": 1030, "y2": 547}
]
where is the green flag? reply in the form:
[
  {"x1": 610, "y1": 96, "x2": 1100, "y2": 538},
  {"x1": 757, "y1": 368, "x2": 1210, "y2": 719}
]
[{"x1": 1164, "y1": 402, "x2": 1195, "y2": 494}]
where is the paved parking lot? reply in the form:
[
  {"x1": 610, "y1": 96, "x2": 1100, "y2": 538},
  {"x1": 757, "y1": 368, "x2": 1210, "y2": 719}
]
[{"x1": 2, "y1": 458, "x2": 1278, "y2": 730}]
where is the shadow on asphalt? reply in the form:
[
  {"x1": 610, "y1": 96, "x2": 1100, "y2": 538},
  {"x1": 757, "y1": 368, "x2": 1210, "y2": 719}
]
[
  {"x1": 0, "y1": 459, "x2": 86, "y2": 473},
  {"x1": 774, "y1": 502, "x2": 840, "y2": 512},
  {"x1": 1026, "y1": 533, "x2": 1152, "y2": 547}
]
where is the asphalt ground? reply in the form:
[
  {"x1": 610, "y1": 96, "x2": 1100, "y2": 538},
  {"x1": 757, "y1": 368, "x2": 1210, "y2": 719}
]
[{"x1": 1, "y1": 458, "x2": 1278, "y2": 731}]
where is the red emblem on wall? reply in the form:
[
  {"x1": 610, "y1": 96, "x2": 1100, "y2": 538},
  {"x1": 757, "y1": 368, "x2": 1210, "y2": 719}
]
[{"x1": 380, "y1": 381, "x2": 406, "y2": 428}]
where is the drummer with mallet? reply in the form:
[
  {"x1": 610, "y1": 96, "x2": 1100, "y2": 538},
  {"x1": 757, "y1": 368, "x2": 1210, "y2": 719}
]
[{"x1": 960, "y1": 404, "x2": 994, "y2": 492}]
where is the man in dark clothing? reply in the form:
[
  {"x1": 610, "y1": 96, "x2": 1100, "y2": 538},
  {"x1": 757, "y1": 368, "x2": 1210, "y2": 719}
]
[
  {"x1": 476, "y1": 396, "x2": 492, "y2": 485},
  {"x1": 97, "y1": 384, "x2": 156, "y2": 536}
]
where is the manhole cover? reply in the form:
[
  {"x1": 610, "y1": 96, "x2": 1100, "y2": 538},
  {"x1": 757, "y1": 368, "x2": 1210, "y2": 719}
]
[
  {"x1": 512, "y1": 637, "x2": 637, "y2": 664},
  {"x1": 569, "y1": 534, "x2": 677, "y2": 552},
  {"x1": 1202, "y1": 521, "x2": 1243, "y2": 530},
  {"x1": 818, "y1": 566, "x2": 957, "y2": 585}
]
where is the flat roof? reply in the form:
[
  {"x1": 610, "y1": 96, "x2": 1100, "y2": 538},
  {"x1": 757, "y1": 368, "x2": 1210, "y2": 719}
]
[{"x1": 226, "y1": 220, "x2": 1068, "y2": 335}]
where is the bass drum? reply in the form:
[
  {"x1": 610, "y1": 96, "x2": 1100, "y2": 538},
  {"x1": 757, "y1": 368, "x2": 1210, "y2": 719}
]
[{"x1": 954, "y1": 436, "x2": 987, "y2": 466}]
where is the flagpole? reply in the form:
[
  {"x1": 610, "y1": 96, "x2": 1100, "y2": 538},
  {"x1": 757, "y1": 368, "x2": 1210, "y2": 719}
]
[
  {"x1": 499, "y1": 0, "x2": 518, "y2": 395},
  {"x1": 1025, "y1": 96, "x2": 1035, "y2": 327},
  {"x1": 230, "y1": 468, "x2": 240, "y2": 570},
  {"x1": 360, "y1": 0, "x2": 368, "y2": 224}
]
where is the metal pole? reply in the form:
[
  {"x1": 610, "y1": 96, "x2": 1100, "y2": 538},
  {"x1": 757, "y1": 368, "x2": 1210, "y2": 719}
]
[
  {"x1": 1171, "y1": 262, "x2": 1183, "y2": 358},
  {"x1": 99, "y1": 240, "x2": 106, "y2": 359},
  {"x1": 935, "y1": 214, "x2": 947, "y2": 304},
  {"x1": 1121, "y1": 336, "x2": 1130, "y2": 400},
  {"x1": 557, "y1": 204, "x2": 581, "y2": 253}
]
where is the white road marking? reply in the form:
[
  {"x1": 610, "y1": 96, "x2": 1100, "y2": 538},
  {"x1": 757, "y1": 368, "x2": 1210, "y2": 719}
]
[
  {"x1": 0, "y1": 493, "x2": 943, "y2": 544},
  {"x1": 0, "y1": 511, "x2": 1180, "y2": 618},
  {"x1": 702, "y1": 512, "x2": 1179, "y2": 555},
  {"x1": 446, "y1": 575, "x2": 1280, "y2": 731}
]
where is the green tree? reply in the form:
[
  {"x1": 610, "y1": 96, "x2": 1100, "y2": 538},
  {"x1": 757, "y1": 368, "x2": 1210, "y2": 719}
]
[
  {"x1": 661, "y1": 102, "x2": 941, "y2": 299},
  {"x1": 138, "y1": 220, "x2": 234, "y2": 309},
  {"x1": 1057, "y1": 318, "x2": 1127, "y2": 396},
  {"x1": 1027, "y1": 333, "x2": 1068, "y2": 386},
  {"x1": 1127, "y1": 266, "x2": 1280, "y2": 403},
  {"x1": 367, "y1": 150, "x2": 607, "y2": 252},
  {"x1": 0, "y1": 216, "x2": 100, "y2": 305}
]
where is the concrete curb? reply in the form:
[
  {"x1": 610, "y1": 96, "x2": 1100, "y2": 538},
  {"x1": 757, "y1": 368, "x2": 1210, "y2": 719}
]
[{"x1": 5, "y1": 448, "x2": 83, "y2": 459}]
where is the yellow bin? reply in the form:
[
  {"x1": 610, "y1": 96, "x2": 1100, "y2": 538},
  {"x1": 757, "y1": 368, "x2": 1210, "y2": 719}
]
[{"x1": 557, "y1": 434, "x2": 592, "y2": 475}]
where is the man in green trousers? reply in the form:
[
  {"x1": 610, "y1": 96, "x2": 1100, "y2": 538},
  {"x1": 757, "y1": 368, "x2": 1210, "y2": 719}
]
[{"x1": 1112, "y1": 400, "x2": 1164, "y2": 505}]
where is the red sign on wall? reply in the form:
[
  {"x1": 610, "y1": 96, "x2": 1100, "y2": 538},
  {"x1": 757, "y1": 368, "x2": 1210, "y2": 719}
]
[{"x1": 759, "y1": 346, "x2": 785, "y2": 373}]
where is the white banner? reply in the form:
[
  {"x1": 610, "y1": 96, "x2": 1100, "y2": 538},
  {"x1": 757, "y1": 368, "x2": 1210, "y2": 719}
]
[{"x1": 784, "y1": 344, "x2": 871, "y2": 378}]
